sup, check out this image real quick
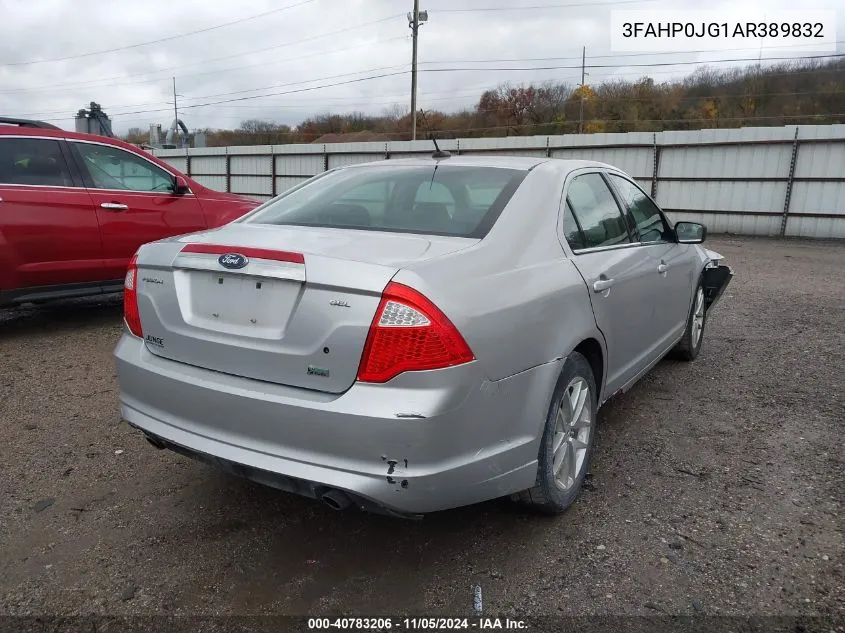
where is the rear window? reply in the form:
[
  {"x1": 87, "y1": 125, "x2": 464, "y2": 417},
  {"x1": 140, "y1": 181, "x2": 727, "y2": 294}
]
[
  {"x1": 243, "y1": 165, "x2": 527, "y2": 238},
  {"x1": 0, "y1": 137, "x2": 74, "y2": 187}
]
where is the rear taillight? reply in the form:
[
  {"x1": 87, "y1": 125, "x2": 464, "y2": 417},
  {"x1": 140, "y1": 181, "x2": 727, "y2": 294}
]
[
  {"x1": 357, "y1": 282, "x2": 474, "y2": 383},
  {"x1": 124, "y1": 254, "x2": 143, "y2": 338}
]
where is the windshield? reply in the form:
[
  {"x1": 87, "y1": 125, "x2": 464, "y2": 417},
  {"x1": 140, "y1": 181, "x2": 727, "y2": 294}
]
[{"x1": 243, "y1": 164, "x2": 527, "y2": 238}]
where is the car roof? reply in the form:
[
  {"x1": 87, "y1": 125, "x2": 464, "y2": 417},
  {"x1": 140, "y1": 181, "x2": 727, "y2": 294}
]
[
  {"x1": 0, "y1": 123, "x2": 144, "y2": 152},
  {"x1": 0, "y1": 123, "x2": 186, "y2": 176},
  {"x1": 336, "y1": 155, "x2": 614, "y2": 172}
]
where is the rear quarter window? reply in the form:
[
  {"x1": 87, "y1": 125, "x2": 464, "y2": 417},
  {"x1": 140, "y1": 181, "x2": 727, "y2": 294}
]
[{"x1": 0, "y1": 137, "x2": 74, "y2": 187}]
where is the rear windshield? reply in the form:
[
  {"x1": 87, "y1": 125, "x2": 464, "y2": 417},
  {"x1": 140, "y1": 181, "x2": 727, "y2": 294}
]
[{"x1": 243, "y1": 164, "x2": 527, "y2": 238}]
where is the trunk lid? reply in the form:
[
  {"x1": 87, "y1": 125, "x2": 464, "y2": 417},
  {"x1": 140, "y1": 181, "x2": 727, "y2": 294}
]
[{"x1": 135, "y1": 225, "x2": 476, "y2": 393}]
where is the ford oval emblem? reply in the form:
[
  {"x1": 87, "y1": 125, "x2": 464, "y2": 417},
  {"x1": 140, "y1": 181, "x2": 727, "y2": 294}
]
[{"x1": 218, "y1": 253, "x2": 248, "y2": 269}]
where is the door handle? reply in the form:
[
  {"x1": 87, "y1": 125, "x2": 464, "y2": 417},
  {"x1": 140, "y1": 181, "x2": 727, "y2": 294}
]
[
  {"x1": 657, "y1": 263, "x2": 669, "y2": 274},
  {"x1": 100, "y1": 202, "x2": 128, "y2": 211},
  {"x1": 592, "y1": 277, "x2": 614, "y2": 293}
]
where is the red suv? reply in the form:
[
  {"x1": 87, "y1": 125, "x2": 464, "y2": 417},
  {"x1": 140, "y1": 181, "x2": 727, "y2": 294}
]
[{"x1": 0, "y1": 118, "x2": 260, "y2": 306}]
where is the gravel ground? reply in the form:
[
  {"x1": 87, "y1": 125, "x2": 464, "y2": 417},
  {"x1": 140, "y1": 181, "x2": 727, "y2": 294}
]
[{"x1": 0, "y1": 237, "x2": 842, "y2": 623}]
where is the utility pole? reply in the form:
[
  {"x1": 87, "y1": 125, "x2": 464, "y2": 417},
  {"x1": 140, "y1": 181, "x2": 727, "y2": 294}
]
[
  {"x1": 408, "y1": 2, "x2": 428, "y2": 140},
  {"x1": 578, "y1": 46, "x2": 585, "y2": 135},
  {"x1": 410, "y1": 0, "x2": 419, "y2": 141}
]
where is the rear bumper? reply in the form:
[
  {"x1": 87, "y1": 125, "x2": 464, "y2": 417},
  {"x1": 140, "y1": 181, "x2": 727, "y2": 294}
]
[{"x1": 114, "y1": 335, "x2": 559, "y2": 514}]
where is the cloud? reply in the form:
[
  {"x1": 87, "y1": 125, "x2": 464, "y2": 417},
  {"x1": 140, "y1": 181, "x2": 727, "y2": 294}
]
[{"x1": 0, "y1": 0, "x2": 841, "y2": 134}]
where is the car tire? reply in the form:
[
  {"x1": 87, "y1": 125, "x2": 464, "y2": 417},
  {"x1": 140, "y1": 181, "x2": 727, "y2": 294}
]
[
  {"x1": 519, "y1": 351, "x2": 598, "y2": 514},
  {"x1": 672, "y1": 278, "x2": 706, "y2": 362}
]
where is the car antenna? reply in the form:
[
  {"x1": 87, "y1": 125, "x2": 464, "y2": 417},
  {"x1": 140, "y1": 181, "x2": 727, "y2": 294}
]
[
  {"x1": 430, "y1": 134, "x2": 451, "y2": 160},
  {"x1": 425, "y1": 133, "x2": 448, "y2": 190}
]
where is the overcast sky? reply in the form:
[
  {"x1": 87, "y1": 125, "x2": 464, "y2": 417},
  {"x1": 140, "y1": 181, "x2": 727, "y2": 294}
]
[{"x1": 0, "y1": 0, "x2": 841, "y2": 134}]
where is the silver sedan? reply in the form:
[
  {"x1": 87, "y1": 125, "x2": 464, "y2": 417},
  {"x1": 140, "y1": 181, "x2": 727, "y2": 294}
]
[{"x1": 115, "y1": 154, "x2": 732, "y2": 517}]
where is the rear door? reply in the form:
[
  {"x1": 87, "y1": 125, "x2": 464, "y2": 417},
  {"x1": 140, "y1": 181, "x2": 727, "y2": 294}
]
[
  {"x1": 70, "y1": 140, "x2": 207, "y2": 281},
  {"x1": 605, "y1": 172, "x2": 697, "y2": 346},
  {"x1": 561, "y1": 171, "x2": 664, "y2": 394},
  {"x1": 0, "y1": 136, "x2": 102, "y2": 290}
]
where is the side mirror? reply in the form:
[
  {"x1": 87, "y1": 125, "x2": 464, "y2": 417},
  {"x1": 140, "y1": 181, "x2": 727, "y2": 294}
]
[
  {"x1": 171, "y1": 175, "x2": 190, "y2": 195},
  {"x1": 675, "y1": 221, "x2": 706, "y2": 244}
]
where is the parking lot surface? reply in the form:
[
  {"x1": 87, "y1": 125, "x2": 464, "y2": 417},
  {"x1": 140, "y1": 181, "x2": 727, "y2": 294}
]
[{"x1": 0, "y1": 237, "x2": 842, "y2": 619}]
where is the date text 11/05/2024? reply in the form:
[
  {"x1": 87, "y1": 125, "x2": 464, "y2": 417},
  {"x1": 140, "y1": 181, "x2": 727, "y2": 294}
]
[
  {"x1": 307, "y1": 617, "x2": 527, "y2": 630},
  {"x1": 621, "y1": 21, "x2": 825, "y2": 38}
]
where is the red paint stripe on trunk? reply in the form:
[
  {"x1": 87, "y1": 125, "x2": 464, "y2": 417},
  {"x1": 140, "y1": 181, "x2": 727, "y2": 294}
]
[{"x1": 181, "y1": 243, "x2": 305, "y2": 264}]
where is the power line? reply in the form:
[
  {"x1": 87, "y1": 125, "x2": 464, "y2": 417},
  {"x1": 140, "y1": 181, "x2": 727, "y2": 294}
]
[
  {"x1": 124, "y1": 62, "x2": 845, "y2": 117},
  {"x1": 105, "y1": 52, "x2": 845, "y2": 113},
  {"x1": 165, "y1": 92, "x2": 510, "y2": 117},
  {"x1": 0, "y1": 15, "x2": 406, "y2": 95},
  {"x1": 11, "y1": 52, "x2": 844, "y2": 121},
  {"x1": 420, "y1": 39, "x2": 845, "y2": 65},
  {"x1": 0, "y1": 0, "x2": 319, "y2": 68},
  {"x1": 0, "y1": 0, "x2": 726, "y2": 78},
  {"x1": 417, "y1": 53, "x2": 845, "y2": 74},
  {"x1": 3, "y1": 31, "x2": 839, "y2": 98},
  {"x1": 175, "y1": 71, "x2": 414, "y2": 113},
  {"x1": 139, "y1": 87, "x2": 845, "y2": 113},
  {"x1": 151, "y1": 91, "x2": 483, "y2": 120},
  {"x1": 177, "y1": 65, "x2": 409, "y2": 104},
  {"x1": 160, "y1": 51, "x2": 845, "y2": 109},
  {"x1": 14, "y1": 65, "x2": 413, "y2": 119},
  {"x1": 153, "y1": 84, "x2": 528, "y2": 117},
  {"x1": 186, "y1": 90, "x2": 512, "y2": 110},
  {"x1": 14, "y1": 58, "x2": 843, "y2": 121},
  {"x1": 172, "y1": 11, "x2": 400, "y2": 69},
  {"x1": 0, "y1": 36, "x2": 410, "y2": 96},
  {"x1": 156, "y1": 36, "x2": 408, "y2": 87},
  {"x1": 22, "y1": 71, "x2": 416, "y2": 120}
]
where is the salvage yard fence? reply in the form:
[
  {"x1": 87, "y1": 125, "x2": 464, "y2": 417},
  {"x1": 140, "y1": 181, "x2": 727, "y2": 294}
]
[{"x1": 153, "y1": 124, "x2": 845, "y2": 240}]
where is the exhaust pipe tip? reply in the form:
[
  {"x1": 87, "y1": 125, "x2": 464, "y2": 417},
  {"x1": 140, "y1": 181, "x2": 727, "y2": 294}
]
[{"x1": 321, "y1": 489, "x2": 352, "y2": 511}]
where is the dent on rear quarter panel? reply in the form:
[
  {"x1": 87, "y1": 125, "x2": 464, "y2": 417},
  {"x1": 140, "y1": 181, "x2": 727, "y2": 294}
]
[{"x1": 394, "y1": 162, "x2": 603, "y2": 385}]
